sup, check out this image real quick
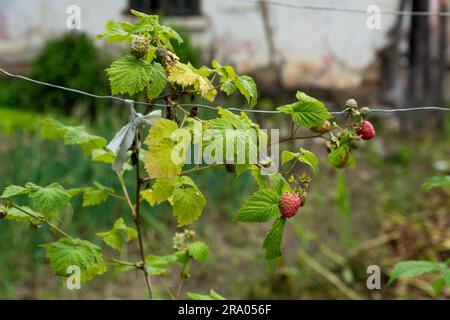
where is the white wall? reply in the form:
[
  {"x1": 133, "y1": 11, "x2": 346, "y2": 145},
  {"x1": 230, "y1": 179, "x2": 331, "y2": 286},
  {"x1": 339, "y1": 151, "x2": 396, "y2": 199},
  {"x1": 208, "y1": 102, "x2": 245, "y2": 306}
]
[{"x1": 0, "y1": 0, "x2": 401, "y2": 88}]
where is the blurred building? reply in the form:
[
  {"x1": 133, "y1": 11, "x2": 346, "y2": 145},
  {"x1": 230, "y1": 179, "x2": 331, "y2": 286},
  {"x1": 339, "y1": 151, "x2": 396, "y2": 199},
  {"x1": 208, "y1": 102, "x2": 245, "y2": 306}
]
[{"x1": 0, "y1": 0, "x2": 449, "y2": 104}]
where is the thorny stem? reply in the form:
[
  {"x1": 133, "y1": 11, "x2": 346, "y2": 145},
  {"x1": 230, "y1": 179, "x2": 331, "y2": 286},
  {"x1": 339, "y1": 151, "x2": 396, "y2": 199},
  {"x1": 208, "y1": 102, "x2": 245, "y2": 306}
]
[{"x1": 12, "y1": 204, "x2": 74, "y2": 240}]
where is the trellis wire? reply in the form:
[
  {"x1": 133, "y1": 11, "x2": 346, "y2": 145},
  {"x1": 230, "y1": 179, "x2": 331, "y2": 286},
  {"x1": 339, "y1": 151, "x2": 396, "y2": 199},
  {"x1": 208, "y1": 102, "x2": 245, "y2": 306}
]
[
  {"x1": 236, "y1": 0, "x2": 450, "y2": 17},
  {"x1": 1, "y1": 67, "x2": 449, "y2": 116}
]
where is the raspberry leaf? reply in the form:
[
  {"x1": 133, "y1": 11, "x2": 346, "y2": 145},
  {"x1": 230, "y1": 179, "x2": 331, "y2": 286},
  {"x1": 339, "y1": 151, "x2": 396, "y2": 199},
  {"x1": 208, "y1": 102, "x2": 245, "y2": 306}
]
[
  {"x1": 2, "y1": 185, "x2": 30, "y2": 198},
  {"x1": 107, "y1": 55, "x2": 166, "y2": 97},
  {"x1": 263, "y1": 217, "x2": 286, "y2": 260},
  {"x1": 235, "y1": 189, "x2": 281, "y2": 223},
  {"x1": 41, "y1": 238, "x2": 107, "y2": 282},
  {"x1": 233, "y1": 75, "x2": 258, "y2": 108},
  {"x1": 168, "y1": 62, "x2": 217, "y2": 101},
  {"x1": 41, "y1": 118, "x2": 107, "y2": 155},
  {"x1": 282, "y1": 148, "x2": 319, "y2": 174},
  {"x1": 277, "y1": 91, "x2": 332, "y2": 128},
  {"x1": 172, "y1": 188, "x2": 206, "y2": 226},
  {"x1": 187, "y1": 241, "x2": 209, "y2": 263},
  {"x1": 144, "y1": 119, "x2": 183, "y2": 179},
  {"x1": 97, "y1": 218, "x2": 138, "y2": 253},
  {"x1": 26, "y1": 183, "x2": 71, "y2": 217},
  {"x1": 388, "y1": 261, "x2": 444, "y2": 285}
]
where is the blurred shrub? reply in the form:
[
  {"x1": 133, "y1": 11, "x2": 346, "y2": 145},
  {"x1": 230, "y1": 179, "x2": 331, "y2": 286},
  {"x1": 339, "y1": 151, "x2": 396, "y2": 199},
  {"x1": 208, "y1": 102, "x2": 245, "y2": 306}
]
[
  {"x1": 30, "y1": 32, "x2": 110, "y2": 113},
  {"x1": 0, "y1": 107, "x2": 43, "y2": 135}
]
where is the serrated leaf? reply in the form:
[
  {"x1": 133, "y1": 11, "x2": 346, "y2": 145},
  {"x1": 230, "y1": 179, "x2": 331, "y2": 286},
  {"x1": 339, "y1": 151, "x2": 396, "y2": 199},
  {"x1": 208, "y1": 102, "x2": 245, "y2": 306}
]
[
  {"x1": 5, "y1": 206, "x2": 43, "y2": 224},
  {"x1": 282, "y1": 148, "x2": 318, "y2": 174},
  {"x1": 168, "y1": 62, "x2": 217, "y2": 101},
  {"x1": 41, "y1": 238, "x2": 106, "y2": 282},
  {"x1": 141, "y1": 178, "x2": 180, "y2": 206},
  {"x1": 26, "y1": 183, "x2": 71, "y2": 216},
  {"x1": 328, "y1": 145, "x2": 350, "y2": 168},
  {"x1": 220, "y1": 80, "x2": 237, "y2": 96},
  {"x1": 187, "y1": 241, "x2": 209, "y2": 262},
  {"x1": 147, "y1": 62, "x2": 167, "y2": 100},
  {"x1": 82, "y1": 183, "x2": 116, "y2": 207},
  {"x1": 91, "y1": 149, "x2": 115, "y2": 164},
  {"x1": 97, "y1": 21, "x2": 133, "y2": 43},
  {"x1": 144, "y1": 119, "x2": 183, "y2": 179},
  {"x1": 146, "y1": 255, "x2": 177, "y2": 268},
  {"x1": 263, "y1": 217, "x2": 286, "y2": 260},
  {"x1": 172, "y1": 188, "x2": 206, "y2": 226},
  {"x1": 423, "y1": 176, "x2": 450, "y2": 190},
  {"x1": 107, "y1": 55, "x2": 166, "y2": 97},
  {"x1": 2, "y1": 185, "x2": 30, "y2": 198},
  {"x1": 234, "y1": 75, "x2": 258, "y2": 108},
  {"x1": 388, "y1": 261, "x2": 442, "y2": 285},
  {"x1": 277, "y1": 91, "x2": 332, "y2": 128},
  {"x1": 235, "y1": 189, "x2": 280, "y2": 223},
  {"x1": 41, "y1": 118, "x2": 107, "y2": 155},
  {"x1": 97, "y1": 218, "x2": 138, "y2": 253}
]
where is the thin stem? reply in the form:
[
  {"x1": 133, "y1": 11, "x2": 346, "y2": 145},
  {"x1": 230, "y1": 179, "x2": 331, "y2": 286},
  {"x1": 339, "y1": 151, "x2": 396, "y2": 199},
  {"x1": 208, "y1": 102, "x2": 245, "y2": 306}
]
[
  {"x1": 117, "y1": 172, "x2": 137, "y2": 219},
  {"x1": 159, "y1": 278, "x2": 176, "y2": 300},
  {"x1": 271, "y1": 134, "x2": 327, "y2": 146},
  {"x1": 12, "y1": 204, "x2": 74, "y2": 240},
  {"x1": 140, "y1": 164, "x2": 224, "y2": 185},
  {"x1": 134, "y1": 147, "x2": 154, "y2": 300}
]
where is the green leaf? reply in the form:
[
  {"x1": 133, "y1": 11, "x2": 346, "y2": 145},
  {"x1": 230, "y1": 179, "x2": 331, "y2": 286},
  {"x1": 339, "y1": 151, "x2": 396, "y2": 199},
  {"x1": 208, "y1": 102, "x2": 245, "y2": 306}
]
[
  {"x1": 81, "y1": 182, "x2": 116, "y2": 207},
  {"x1": 328, "y1": 145, "x2": 350, "y2": 168},
  {"x1": 234, "y1": 75, "x2": 258, "y2": 108},
  {"x1": 97, "y1": 21, "x2": 133, "y2": 43},
  {"x1": 147, "y1": 62, "x2": 167, "y2": 100},
  {"x1": 282, "y1": 148, "x2": 318, "y2": 174},
  {"x1": 220, "y1": 81, "x2": 237, "y2": 96},
  {"x1": 26, "y1": 183, "x2": 71, "y2": 216},
  {"x1": 141, "y1": 178, "x2": 180, "y2": 206},
  {"x1": 187, "y1": 241, "x2": 209, "y2": 263},
  {"x1": 277, "y1": 91, "x2": 332, "y2": 128},
  {"x1": 4, "y1": 206, "x2": 43, "y2": 224},
  {"x1": 91, "y1": 149, "x2": 115, "y2": 164},
  {"x1": 41, "y1": 238, "x2": 106, "y2": 282},
  {"x1": 146, "y1": 255, "x2": 177, "y2": 268},
  {"x1": 144, "y1": 119, "x2": 183, "y2": 179},
  {"x1": 97, "y1": 218, "x2": 138, "y2": 253},
  {"x1": 388, "y1": 261, "x2": 442, "y2": 285},
  {"x1": 235, "y1": 189, "x2": 280, "y2": 223},
  {"x1": 41, "y1": 118, "x2": 107, "y2": 155},
  {"x1": 423, "y1": 176, "x2": 450, "y2": 190},
  {"x1": 2, "y1": 185, "x2": 30, "y2": 198},
  {"x1": 187, "y1": 289, "x2": 226, "y2": 300},
  {"x1": 107, "y1": 55, "x2": 166, "y2": 97},
  {"x1": 442, "y1": 269, "x2": 450, "y2": 287},
  {"x1": 263, "y1": 217, "x2": 286, "y2": 260},
  {"x1": 432, "y1": 278, "x2": 446, "y2": 297},
  {"x1": 172, "y1": 187, "x2": 206, "y2": 226}
]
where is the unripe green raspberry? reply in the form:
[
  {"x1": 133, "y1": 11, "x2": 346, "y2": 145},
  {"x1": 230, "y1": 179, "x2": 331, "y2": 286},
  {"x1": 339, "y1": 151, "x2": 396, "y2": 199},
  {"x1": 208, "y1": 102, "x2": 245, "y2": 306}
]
[
  {"x1": 360, "y1": 107, "x2": 371, "y2": 118},
  {"x1": 130, "y1": 36, "x2": 149, "y2": 58},
  {"x1": 345, "y1": 99, "x2": 358, "y2": 109}
]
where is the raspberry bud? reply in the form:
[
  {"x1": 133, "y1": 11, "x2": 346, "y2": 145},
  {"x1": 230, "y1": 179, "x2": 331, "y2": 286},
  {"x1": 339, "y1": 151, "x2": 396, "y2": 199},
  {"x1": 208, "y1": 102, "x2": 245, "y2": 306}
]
[
  {"x1": 130, "y1": 36, "x2": 149, "y2": 58},
  {"x1": 360, "y1": 107, "x2": 371, "y2": 118},
  {"x1": 279, "y1": 194, "x2": 301, "y2": 219},
  {"x1": 357, "y1": 120, "x2": 376, "y2": 140},
  {"x1": 345, "y1": 99, "x2": 358, "y2": 109}
]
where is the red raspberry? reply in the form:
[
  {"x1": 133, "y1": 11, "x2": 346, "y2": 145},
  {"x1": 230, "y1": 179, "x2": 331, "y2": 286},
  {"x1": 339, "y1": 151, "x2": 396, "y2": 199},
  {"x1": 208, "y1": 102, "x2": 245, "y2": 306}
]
[
  {"x1": 279, "y1": 194, "x2": 301, "y2": 219},
  {"x1": 357, "y1": 120, "x2": 376, "y2": 140}
]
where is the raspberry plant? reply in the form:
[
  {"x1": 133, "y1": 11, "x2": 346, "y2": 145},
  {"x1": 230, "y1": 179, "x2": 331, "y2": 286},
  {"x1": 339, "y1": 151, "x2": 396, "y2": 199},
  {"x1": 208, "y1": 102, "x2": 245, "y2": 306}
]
[{"x1": 0, "y1": 10, "x2": 376, "y2": 299}]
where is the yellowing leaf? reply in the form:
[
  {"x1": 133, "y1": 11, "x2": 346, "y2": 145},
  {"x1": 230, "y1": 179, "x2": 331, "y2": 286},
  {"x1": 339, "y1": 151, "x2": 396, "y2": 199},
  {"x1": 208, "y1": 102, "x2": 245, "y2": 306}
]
[
  {"x1": 144, "y1": 119, "x2": 183, "y2": 179},
  {"x1": 168, "y1": 62, "x2": 217, "y2": 101}
]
